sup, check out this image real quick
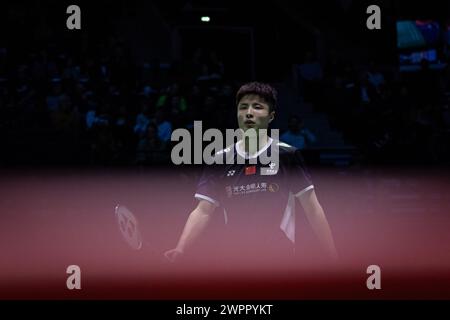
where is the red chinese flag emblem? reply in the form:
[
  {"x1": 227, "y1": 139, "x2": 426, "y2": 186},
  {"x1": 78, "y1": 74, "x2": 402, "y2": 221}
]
[{"x1": 245, "y1": 166, "x2": 256, "y2": 175}]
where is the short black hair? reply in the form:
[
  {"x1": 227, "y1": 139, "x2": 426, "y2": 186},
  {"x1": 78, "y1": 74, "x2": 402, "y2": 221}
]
[{"x1": 236, "y1": 82, "x2": 277, "y2": 112}]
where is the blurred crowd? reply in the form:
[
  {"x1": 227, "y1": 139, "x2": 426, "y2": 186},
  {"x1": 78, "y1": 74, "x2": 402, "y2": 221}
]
[
  {"x1": 0, "y1": 37, "x2": 241, "y2": 166},
  {"x1": 294, "y1": 50, "x2": 450, "y2": 165},
  {"x1": 1, "y1": 37, "x2": 450, "y2": 167}
]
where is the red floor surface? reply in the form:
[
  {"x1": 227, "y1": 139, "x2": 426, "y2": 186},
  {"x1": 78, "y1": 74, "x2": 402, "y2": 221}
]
[{"x1": 1, "y1": 167, "x2": 449, "y2": 299}]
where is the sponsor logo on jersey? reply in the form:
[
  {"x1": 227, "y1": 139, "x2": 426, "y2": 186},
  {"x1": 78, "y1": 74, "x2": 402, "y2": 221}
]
[
  {"x1": 227, "y1": 170, "x2": 236, "y2": 177},
  {"x1": 260, "y1": 161, "x2": 278, "y2": 175},
  {"x1": 268, "y1": 183, "x2": 280, "y2": 193},
  {"x1": 227, "y1": 182, "x2": 270, "y2": 196}
]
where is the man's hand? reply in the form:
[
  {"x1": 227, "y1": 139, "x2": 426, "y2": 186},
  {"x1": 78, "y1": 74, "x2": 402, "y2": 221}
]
[
  {"x1": 164, "y1": 248, "x2": 184, "y2": 263},
  {"x1": 163, "y1": 200, "x2": 216, "y2": 263}
]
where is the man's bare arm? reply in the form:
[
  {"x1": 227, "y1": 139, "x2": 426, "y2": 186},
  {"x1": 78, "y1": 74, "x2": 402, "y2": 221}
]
[
  {"x1": 164, "y1": 199, "x2": 216, "y2": 261},
  {"x1": 297, "y1": 189, "x2": 338, "y2": 260}
]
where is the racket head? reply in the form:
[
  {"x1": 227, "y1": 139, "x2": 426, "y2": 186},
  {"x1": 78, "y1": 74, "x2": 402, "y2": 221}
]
[{"x1": 115, "y1": 204, "x2": 143, "y2": 250}]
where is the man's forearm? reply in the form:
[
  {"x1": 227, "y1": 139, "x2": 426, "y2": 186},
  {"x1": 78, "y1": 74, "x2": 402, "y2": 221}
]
[
  {"x1": 175, "y1": 207, "x2": 212, "y2": 253},
  {"x1": 305, "y1": 205, "x2": 338, "y2": 260},
  {"x1": 299, "y1": 190, "x2": 338, "y2": 260}
]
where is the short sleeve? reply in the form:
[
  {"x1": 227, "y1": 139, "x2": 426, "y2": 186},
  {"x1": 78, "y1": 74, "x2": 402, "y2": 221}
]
[
  {"x1": 194, "y1": 165, "x2": 222, "y2": 207},
  {"x1": 288, "y1": 149, "x2": 314, "y2": 197}
]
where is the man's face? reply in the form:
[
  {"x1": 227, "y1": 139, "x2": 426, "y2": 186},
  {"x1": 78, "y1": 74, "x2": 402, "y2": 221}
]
[{"x1": 237, "y1": 94, "x2": 274, "y2": 132}]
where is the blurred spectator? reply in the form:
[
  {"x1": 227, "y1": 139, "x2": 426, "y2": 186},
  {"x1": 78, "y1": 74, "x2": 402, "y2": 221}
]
[
  {"x1": 62, "y1": 57, "x2": 81, "y2": 81},
  {"x1": 87, "y1": 103, "x2": 114, "y2": 165},
  {"x1": 281, "y1": 115, "x2": 317, "y2": 150},
  {"x1": 135, "y1": 123, "x2": 166, "y2": 165},
  {"x1": 366, "y1": 61, "x2": 385, "y2": 91},
  {"x1": 111, "y1": 105, "x2": 134, "y2": 165},
  {"x1": 217, "y1": 83, "x2": 236, "y2": 129},
  {"x1": 50, "y1": 94, "x2": 81, "y2": 133},
  {"x1": 208, "y1": 51, "x2": 225, "y2": 80},
  {"x1": 152, "y1": 108, "x2": 172, "y2": 144},
  {"x1": 133, "y1": 103, "x2": 151, "y2": 136},
  {"x1": 187, "y1": 84, "x2": 203, "y2": 121},
  {"x1": 200, "y1": 95, "x2": 220, "y2": 129},
  {"x1": 46, "y1": 79, "x2": 63, "y2": 112},
  {"x1": 293, "y1": 51, "x2": 323, "y2": 103},
  {"x1": 156, "y1": 82, "x2": 187, "y2": 112}
]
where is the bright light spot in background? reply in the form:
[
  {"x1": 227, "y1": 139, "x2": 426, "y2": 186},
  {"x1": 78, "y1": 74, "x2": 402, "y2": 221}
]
[{"x1": 201, "y1": 16, "x2": 210, "y2": 22}]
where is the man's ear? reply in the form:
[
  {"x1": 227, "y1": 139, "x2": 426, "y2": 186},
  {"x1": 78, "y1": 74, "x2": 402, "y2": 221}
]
[{"x1": 269, "y1": 111, "x2": 275, "y2": 123}]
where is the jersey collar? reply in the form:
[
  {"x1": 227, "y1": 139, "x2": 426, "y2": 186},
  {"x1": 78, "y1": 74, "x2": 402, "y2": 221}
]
[{"x1": 235, "y1": 137, "x2": 273, "y2": 159}]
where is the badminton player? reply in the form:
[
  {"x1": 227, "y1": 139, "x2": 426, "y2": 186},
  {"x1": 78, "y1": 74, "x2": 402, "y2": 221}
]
[{"x1": 164, "y1": 82, "x2": 338, "y2": 264}]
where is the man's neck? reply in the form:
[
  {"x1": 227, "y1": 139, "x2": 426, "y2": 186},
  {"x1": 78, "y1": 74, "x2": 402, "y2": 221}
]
[{"x1": 238, "y1": 134, "x2": 270, "y2": 156}]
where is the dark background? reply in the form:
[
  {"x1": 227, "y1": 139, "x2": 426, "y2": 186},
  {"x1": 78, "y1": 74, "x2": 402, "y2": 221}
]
[
  {"x1": 1, "y1": 0, "x2": 450, "y2": 306},
  {"x1": 1, "y1": 0, "x2": 449, "y2": 168}
]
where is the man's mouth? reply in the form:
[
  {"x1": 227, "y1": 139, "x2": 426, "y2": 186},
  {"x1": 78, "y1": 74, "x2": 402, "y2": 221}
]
[{"x1": 244, "y1": 120, "x2": 255, "y2": 125}]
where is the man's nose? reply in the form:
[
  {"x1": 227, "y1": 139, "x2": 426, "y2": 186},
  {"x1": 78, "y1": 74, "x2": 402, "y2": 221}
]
[{"x1": 245, "y1": 107, "x2": 254, "y2": 117}]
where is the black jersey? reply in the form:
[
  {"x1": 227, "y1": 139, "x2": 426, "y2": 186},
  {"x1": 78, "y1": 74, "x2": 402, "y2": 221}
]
[{"x1": 194, "y1": 138, "x2": 314, "y2": 257}]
